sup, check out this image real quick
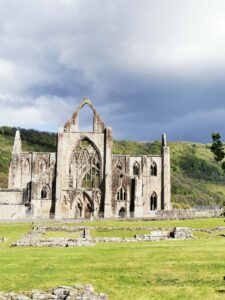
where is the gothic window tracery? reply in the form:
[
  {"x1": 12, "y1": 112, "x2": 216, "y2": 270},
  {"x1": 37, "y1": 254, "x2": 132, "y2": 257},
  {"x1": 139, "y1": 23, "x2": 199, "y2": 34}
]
[
  {"x1": 150, "y1": 162, "x2": 157, "y2": 176},
  {"x1": 117, "y1": 187, "x2": 127, "y2": 201},
  {"x1": 71, "y1": 138, "x2": 101, "y2": 189}
]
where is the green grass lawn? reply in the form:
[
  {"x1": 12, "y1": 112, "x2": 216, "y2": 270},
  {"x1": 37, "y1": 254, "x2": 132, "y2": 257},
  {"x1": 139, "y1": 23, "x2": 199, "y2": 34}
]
[
  {"x1": 0, "y1": 219, "x2": 224, "y2": 300},
  {"x1": 40, "y1": 217, "x2": 225, "y2": 229}
]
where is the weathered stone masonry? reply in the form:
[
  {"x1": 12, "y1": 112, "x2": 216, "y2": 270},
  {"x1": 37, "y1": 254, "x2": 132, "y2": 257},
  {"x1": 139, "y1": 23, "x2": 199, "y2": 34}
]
[{"x1": 0, "y1": 98, "x2": 171, "y2": 219}]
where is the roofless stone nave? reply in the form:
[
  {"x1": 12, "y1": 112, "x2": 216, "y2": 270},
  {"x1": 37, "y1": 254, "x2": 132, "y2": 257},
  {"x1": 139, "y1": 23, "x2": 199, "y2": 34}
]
[{"x1": 0, "y1": 99, "x2": 171, "y2": 219}]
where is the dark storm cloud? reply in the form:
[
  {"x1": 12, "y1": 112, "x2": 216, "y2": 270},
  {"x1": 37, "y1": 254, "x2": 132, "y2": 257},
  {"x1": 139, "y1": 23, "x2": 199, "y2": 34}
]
[
  {"x1": 0, "y1": 0, "x2": 225, "y2": 142},
  {"x1": 28, "y1": 67, "x2": 92, "y2": 98}
]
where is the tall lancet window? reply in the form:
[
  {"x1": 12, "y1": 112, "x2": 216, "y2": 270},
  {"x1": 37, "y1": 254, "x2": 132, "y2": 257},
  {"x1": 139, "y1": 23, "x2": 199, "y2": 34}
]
[
  {"x1": 150, "y1": 162, "x2": 157, "y2": 176},
  {"x1": 133, "y1": 161, "x2": 140, "y2": 176}
]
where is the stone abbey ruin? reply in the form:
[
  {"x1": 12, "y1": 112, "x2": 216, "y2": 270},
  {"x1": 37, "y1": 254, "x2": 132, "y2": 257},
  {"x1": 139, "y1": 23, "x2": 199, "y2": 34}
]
[{"x1": 0, "y1": 98, "x2": 171, "y2": 219}]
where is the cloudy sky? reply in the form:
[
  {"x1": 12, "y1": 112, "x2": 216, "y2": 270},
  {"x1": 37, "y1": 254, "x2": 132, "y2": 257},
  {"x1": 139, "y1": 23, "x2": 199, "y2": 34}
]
[{"x1": 0, "y1": 0, "x2": 225, "y2": 142}]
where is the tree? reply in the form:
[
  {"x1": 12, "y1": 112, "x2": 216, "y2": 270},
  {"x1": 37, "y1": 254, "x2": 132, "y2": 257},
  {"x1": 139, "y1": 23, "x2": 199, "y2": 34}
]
[
  {"x1": 211, "y1": 134, "x2": 225, "y2": 220},
  {"x1": 210, "y1": 132, "x2": 225, "y2": 172}
]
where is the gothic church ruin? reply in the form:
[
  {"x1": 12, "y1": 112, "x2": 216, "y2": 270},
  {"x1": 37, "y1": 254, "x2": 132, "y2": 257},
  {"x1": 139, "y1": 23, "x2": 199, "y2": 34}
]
[{"x1": 0, "y1": 99, "x2": 171, "y2": 219}]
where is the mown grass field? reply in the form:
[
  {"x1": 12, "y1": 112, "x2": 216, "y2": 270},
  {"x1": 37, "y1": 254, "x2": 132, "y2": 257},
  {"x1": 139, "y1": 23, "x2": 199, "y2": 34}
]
[{"x1": 0, "y1": 218, "x2": 224, "y2": 300}]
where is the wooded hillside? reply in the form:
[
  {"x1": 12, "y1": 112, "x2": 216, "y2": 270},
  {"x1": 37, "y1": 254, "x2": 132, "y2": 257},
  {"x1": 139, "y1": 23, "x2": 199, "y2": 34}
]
[{"x1": 0, "y1": 126, "x2": 224, "y2": 207}]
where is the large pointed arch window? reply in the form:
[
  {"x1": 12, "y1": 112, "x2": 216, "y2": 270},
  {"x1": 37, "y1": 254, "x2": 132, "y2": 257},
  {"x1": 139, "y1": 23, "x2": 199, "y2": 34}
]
[{"x1": 71, "y1": 138, "x2": 101, "y2": 189}]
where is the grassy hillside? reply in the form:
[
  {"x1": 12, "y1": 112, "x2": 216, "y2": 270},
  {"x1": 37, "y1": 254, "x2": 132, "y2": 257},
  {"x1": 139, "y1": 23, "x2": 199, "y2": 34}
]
[
  {"x1": 0, "y1": 126, "x2": 224, "y2": 207},
  {"x1": 0, "y1": 126, "x2": 56, "y2": 187}
]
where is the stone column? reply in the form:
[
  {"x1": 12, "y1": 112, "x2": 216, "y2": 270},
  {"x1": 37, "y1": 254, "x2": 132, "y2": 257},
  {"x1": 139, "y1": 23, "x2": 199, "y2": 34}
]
[
  {"x1": 162, "y1": 134, "x2": 171, "y2": 210},
  {"x1": 132, "y1": 176, "x2": 141, "y2": 217},
  {"x1": 104, "y1": 127, "x2": 113, "y2": 218},
  {"x1": 55, "y1": 128, "x2": 64, "y2": 219},
  {"x1": 8, "y1": 130, "x2": 22, "y2": 189}
]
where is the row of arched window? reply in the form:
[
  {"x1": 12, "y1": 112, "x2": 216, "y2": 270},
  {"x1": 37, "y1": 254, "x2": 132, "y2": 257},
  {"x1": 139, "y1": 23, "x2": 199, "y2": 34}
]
[
  {"x1": 118, "y1": 192, "x2": 158, "y2": 217},
  {"x1": 132, "y1": 161, "x2": 157, "y2": 177},
  {"x1": 116, "y1": 186, "x2": 157, "y2": 210},
  {"x1": 22, "y1": 158, "x2": 48, "y2": 174}
]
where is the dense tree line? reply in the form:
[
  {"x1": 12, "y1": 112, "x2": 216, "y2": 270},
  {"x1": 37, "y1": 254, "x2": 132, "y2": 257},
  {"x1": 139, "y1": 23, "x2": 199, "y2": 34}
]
[{"x1": 0, "y1": 126, "x2": 57, "y2": 150}]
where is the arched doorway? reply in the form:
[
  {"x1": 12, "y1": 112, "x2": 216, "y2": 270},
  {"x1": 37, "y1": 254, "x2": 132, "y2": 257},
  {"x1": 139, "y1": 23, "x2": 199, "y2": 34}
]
[
  {"x1": 150, "y1": 192, "x2": 157, "y2": 210},
  {"x1": 75, "y1": 201, "x2": 82, "y2": 218},
  {"x1": 118, "y1": 207, "x2": 126, "y2": 218},
  {"x1": 83, "y1": 193, "x2": 94, "y2": 219},
  {"x1": 130, "y1": 178, "x2": 135, "y2": 217},
  {"x1": 41, "y1": 185, "x2": 49, "y2": 199}
]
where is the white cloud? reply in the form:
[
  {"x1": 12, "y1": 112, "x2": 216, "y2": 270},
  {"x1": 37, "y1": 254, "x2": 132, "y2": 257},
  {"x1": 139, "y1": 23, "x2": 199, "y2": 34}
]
[
  {"x1": 0, "y1": 94, "x2": 72, "y2": 129},
  {"x1": 0, "y1": 0, "x2": 225, "y2": 140}
]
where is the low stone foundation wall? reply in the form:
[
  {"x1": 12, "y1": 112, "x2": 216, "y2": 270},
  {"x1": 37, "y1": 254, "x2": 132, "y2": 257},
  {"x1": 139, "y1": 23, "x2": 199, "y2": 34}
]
[
  {"x1": 0, "y1": 284, "x2": 108, "y2": 300},
  {"x1": 34, "y1": 225, "x2": 225, "y2": 233},
  {"x1": 12, "y1": 226, "x2": 195, "y2": 247},
  {"x1": 170, "y1": 227, "x2": 193, "y2": 239},
  {"x1": 13, "y1": 237, "x2": 95, "y2": 247},
  {"x1": 146, "y1": 208, "x2": 222, "y2": 220}
]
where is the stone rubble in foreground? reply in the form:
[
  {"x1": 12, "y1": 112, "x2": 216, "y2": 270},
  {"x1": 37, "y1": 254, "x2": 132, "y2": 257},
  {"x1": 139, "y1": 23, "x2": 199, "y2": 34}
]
[{"x1": 0, "y1": 284, "x2": 108, "y2": 300}]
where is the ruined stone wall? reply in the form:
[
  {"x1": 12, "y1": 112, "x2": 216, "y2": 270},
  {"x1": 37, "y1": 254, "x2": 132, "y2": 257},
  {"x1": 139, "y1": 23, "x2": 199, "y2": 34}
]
[
  {"x1": 112, "y1": 154, "x2": 165, "y2": 218},
  {"x1": 55, "y1": 99, "x2": 113, "y2": 219},
  {"x1": 30, "y1": 152, "x2": 56, "y2": 201},
  {"x1": 1, "y1": 99, "x2": 171, "y2": 220},
  {"x1": 0, "y1": 189, "x2": 26, "y2": 219},
  {"x1": 143, "y1": 156, "x2": 162, "y2": 216},
  {"x1": 8, "y1": 152, "x2": 56, "y2": 198},
  {"x1": 55, "y1": 131, "x2": 106, "y2": 218},
  {"x1": 8, "y1": 153, "x2": 32, "y2": 189},
  {"x1": 112, "y1": 155, "x2": 130, "y2": 217},
  {"x1": 7, "y1": 148, "x2": 56, "y2": 219},
  {"x1": 0, "y1": 189, "x2": 24, "y2": 204},
  {"x1": 0, "y1": 204, "x2": 26, "y2": 219},
  {"x1": 145, "y1": 208, "x2": 222, "y2": 220},
  {"x1": 31, "y1": 199, "x2": 54, "y2": 219}
]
